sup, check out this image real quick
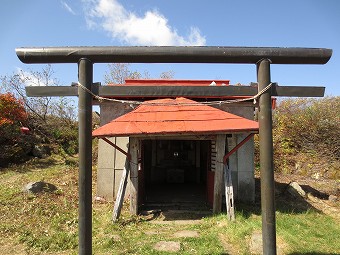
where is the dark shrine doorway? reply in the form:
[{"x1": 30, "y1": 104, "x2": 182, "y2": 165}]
[{"x1": 141, "y1": 139, "x2": 211, "y2": 209}]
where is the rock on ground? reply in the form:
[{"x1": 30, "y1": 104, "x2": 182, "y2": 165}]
[
  {"x1": 173, "y1": 230, "x2": 199, "y2": 238},
  {"x1": 218, "y1": 233, "x2": 238, "y2": 255},
  {"x1": 249, "y1": 231, "x2": 286, "y2": 255},
  {"x1": 24, "y1": 181, "x2": 57, "y2": 194},
  {"x1": 154, "y1": 241, "x2": 181, "y2": 252},
  {"x1": 286, "y1": 181, "x2": 306, "y2": 198},
  {"x1": 249, "y1": 231, "x2": 263, "y2": 254}
]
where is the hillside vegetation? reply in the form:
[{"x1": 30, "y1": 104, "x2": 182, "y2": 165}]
[
  {"x1": 1, "y1": 96, "x2": 339, "y2": 180},
  {"x1": 0, "y1": 66, "x2": 79, "y2": 167},
  {"x1": 255, "y1": 96, "x2": 340, "y2": 179}
]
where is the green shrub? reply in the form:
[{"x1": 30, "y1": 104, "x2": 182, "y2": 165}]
[
  {"x1": 274, "y1": 97, "x2": 339, "y2": 159},
  {"x1": 255, "y1": 96, "x2": 340, "y2": 177}
]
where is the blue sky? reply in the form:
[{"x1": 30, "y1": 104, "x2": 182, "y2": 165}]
[{"x1": 1, "y1": 0, "x2": 339, "y2": 95}]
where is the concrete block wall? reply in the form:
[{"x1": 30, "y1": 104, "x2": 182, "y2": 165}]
[{"x1": 96, "y1": 102, "x2": 131, "y2": 200}]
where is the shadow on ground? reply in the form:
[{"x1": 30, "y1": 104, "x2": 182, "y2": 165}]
[
  {"x1": 288, "y1": 253, "x2": 340, "y2": 255},
  {"x1": 140, "y1": 177, "x2": 333, "y2": 221},
  {"x1": 0, "y1": 156, "x2": 64, "y2": 173}
]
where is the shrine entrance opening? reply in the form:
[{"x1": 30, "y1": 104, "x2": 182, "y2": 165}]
[{"x1": 142, "y1": 139, "x2": 210, "y2": 209}]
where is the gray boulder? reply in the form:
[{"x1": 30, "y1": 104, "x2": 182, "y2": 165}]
[
  {"x1": 286, "y1": 181, "x2": 306, "y2": 199},
  {"x1": 24, "y1": 181, "x2": 57, "y2": 194}
]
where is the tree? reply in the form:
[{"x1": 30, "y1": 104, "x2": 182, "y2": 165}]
[
  {"x1": 0, "y1": 92, "x2": 27, "y2": 127},
  {"x1": 0, "y1": 92, "x2": 30, "y2": 167},
  {"x1": 1, "y1": 65, "x2": 76, "y2": 123},
  {"x1": 104, "y1": 63, "x2": 134, "y2": 84},
  {"x1": 273, "y1": 97, "x2": 340, "y2": 160},
  {"x1": 1, "y1": 65, "x2": 78, "y2": 156},
  {"x1": 159, "y1": 70, "x2": 175, "y2": 80},
  {"x1": 104, "y1": 63, "x2": 174, "y2": 84},
  {"x1": 0, "y1": 92, "x2": 27, "y2": 143},
  {"x1": 254, "y1": 96, "x2": 340, "y2": 178}
]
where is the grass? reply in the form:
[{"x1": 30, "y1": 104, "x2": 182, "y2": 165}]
[{"x1": 0, "y1": 155, "x2": 339, "y2": 254}]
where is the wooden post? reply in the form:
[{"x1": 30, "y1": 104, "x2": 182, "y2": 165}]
[
  {"x1": 213, "y1": 134, "x2": 226, "y2": 213},
  {"x1": 130, "y1": 137, "x2": 139, "y2": 215},
  {"x1": 257, "y1": 59, "x2": 277, "y2": 254},
  {"x1": 151, "y1": 140, "x2": 157, "y2": 182},
  {"x1": 224, "y1": 165, "x2": 235, "y2": 221},
  {"x1": 78, "y1": 58, "x2": 93, "y2": 255},
  {"x1": 196, "y1": 141, "x2": 200, "y2": 183},
  {"x1": 112, "y1": 149, "x2": 131, "y2": 221}
]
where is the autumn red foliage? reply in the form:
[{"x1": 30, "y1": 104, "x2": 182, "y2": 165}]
[
  {"x1": 0, "y1": 92, "x2": 27, "y2": 126},
  {"x1": 0, "y1": 93, "x2": 30, "y2": 167}
]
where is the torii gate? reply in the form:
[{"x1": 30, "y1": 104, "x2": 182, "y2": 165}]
[{"x1": 16, "y1": 46, "x2": 332, "y2": 255}]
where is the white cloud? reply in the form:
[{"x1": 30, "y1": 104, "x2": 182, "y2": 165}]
[
  {"x1": 17, "y1": 69, "x2": 56, "y2": 87},
  {"x1": 61, "y1": 1, "x2": 76, "y2": 15},
  {"x1": 82, "y1": 0, "x2": 206, "y2": 46}
]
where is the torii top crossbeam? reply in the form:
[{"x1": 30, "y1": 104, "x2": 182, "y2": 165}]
[{"x1": 16, "y1": 46, "x2": 332, "y2": 64}]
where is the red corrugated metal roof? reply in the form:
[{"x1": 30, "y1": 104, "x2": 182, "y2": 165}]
[
  {"x1": 92, "y1": 97, "x2": 258, "y2": 138},
  {"x1": 122, "y1": 79, "x2": 230, "y2": 86},
  {"x1": 105, "y1": 79, "x2": 251, "y2": 100}
]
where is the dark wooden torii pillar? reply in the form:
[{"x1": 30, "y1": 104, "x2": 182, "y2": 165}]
[
  {"x1": 257, "y1": 59, "x2": 276, "y2": 252},
  {"x1": 16, "y1": 46, "x2": 332, "y2": 255}
]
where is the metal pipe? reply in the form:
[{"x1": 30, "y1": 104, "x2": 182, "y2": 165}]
[
  {"x1": 16, "y1": 46, "x2": 332, "y2": 64},
  {"x1": 257, "y1": 59, "x2": 277, "y2": 255},
  {"x1": 102, "y1": 137, "x2": 130, "y2": 159},
  {"x1": 223, "y1": 133, "x2": 255, "y2": 164},
  {"x1": 78, "y1": 58, "x2": 93, "y2": 255}
]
